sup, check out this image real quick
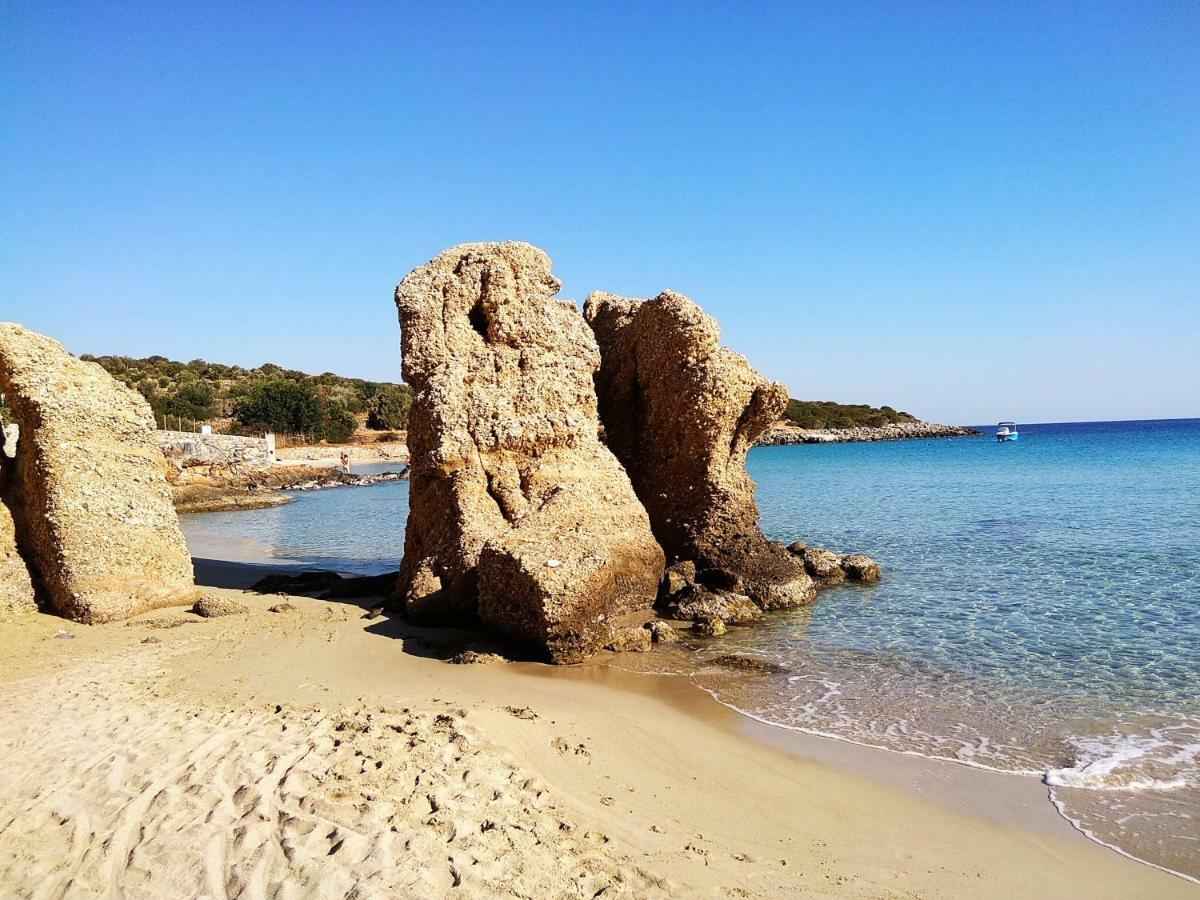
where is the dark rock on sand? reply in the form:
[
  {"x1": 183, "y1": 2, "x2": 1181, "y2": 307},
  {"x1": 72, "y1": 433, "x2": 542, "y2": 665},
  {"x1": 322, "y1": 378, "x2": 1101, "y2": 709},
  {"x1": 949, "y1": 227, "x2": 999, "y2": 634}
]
[{"x1": 193, "y1": 595, "x2": 249, "y2": 618}]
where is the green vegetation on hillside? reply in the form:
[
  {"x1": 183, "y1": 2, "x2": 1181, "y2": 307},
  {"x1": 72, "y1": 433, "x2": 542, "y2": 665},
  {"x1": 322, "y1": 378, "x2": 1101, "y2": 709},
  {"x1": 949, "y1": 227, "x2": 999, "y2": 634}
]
[
  {"x1": 783, "y1": 399, "x2": 915, "y2": 430},
  {"x1": 81, "y1": 354, "x2": 412, "y2": 438}
]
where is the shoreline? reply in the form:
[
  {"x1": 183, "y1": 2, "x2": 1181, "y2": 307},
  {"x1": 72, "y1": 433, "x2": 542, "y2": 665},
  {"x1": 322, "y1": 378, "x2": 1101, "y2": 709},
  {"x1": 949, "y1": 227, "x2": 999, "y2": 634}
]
[{"x1": 0, "y1": 568, "x2": 1190, "y2": 897}]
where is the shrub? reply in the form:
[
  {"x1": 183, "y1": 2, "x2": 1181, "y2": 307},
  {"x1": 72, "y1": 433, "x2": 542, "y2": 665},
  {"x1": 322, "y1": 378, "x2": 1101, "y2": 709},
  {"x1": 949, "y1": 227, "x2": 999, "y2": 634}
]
[
  {"x1": 320, "y1": 400, "x2": 358, "y2": 444},
  {"x1": 234, "y1": 379, "x2": 322, "y2": 434},
  {"x1": 163, "y1": 380, "x2": 216, "y2": 420},
  {"x1": 366, "y1": 385, "x2": 412, "y2": 430},
  {"x1": 783, "y1": 399, "x2": 914, "y2": 430}
]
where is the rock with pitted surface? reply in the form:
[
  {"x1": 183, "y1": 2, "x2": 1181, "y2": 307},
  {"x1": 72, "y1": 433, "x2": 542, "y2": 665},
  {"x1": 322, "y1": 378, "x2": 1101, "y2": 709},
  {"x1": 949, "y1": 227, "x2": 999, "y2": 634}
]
[
  {"x1": 0, "y1": 498, "x2": 37, "y2": 620},
  {"x1": 0, "y1": 323, "x2": 196, "y2": 623},
  {"x1": 394, "y1": 243, "x2": 664, "y2": 663},
  {"x1": 841, "y1": 553, "x2": 882, "y2": 583},
  {"x1": 662, "y1": 584, "x2": 764, "y2": 626},
  {"x1": 799, "y1": 547, "x2": 846, "y2": 584},
  {"x1": 584, "y1": 290, "x2": 814, "y2": 610}
]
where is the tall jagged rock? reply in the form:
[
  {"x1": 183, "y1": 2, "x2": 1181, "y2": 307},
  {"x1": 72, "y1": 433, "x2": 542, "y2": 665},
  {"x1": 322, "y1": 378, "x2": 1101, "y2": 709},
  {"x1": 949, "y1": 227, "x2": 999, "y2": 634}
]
[
  {"x1": 0, "y1": 323, "x2": 196, "y2": 623},
  {"x1": 584, "y1": 290, "x2": 813, "y2": 609},
  {"x1": 394, "y1": 243, "x2": 665, "y2": 662}
]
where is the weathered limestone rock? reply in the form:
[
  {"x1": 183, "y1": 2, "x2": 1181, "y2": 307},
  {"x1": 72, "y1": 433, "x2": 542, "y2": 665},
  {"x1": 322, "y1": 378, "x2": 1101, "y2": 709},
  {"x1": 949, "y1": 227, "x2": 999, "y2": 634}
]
[
  {"x1": 799, "y1": 547, "x2": 846, "y2": 584},
  {"x1": 0, "y1": 498, "x2": 37, "y2": 620},
  {"x1": 662, "y1": 560, "x2": 697, "y2": 597},
  {"x1": 605, "y1": 622, "x2": 653, "y2": 653},
  {"x1": 662, "y1": 584, "x2": 764, "y2": 626},
  {"x1": 841, "y1": 553, "x2": 882, "y2": 583},
  {"x1": 584, "y1": 290, "x2": 814, "y2": 610},
  {"x1": 645, "y1": 620, "x2": 679, "y2": 644},
  {"x1": 395, "y1": 243, "x2": 664, "y2": 662},
  {"x1": 0, "y1": 323, "x2": 195, "y2": 623}
]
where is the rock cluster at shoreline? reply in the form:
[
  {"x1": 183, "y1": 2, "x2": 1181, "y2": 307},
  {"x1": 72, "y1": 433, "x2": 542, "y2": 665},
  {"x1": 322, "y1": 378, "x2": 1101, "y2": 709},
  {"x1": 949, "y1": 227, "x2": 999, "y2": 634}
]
[
  {"x1": 758, "y1": 420, "x2": 980, "y2": 445},
  {"x1": 0, "y1": 323, "x2": 196, "y2": 623},
  {"x1": 585, "y1": 289, "x2": 814, "y2": 610},
  {"x1": 392, "y1": 243, "x2": 879, "y2": 662}
]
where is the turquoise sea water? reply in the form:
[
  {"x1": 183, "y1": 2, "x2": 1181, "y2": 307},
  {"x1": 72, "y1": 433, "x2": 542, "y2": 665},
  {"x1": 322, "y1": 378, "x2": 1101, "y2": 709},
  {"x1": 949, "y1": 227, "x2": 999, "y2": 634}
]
[{"x1": 180, "y1": 420, "x2": 1200, "y2": 881}]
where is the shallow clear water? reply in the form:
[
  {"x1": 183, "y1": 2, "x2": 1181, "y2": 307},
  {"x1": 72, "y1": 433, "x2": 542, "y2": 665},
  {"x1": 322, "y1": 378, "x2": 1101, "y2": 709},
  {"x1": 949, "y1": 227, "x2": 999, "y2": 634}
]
[{"x1": 179, "y1": 421, "x2": 1200, "y2": 880}]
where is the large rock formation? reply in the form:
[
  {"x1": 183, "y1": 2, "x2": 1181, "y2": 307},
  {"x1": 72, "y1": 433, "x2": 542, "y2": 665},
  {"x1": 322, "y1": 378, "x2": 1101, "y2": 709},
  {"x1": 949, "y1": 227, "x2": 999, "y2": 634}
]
[
  {"x1": 584, "y1": 290, "x2": 813, "y2": 609},
  {"x1": 1, "y1": 423, "x2": 38, "y2": 620},
  {"x1": 0, "y1": 324, "x2": 195, "y2": 623},
  {"x1": 394, "y1": 243, "x2": 664, "y2": 662}
]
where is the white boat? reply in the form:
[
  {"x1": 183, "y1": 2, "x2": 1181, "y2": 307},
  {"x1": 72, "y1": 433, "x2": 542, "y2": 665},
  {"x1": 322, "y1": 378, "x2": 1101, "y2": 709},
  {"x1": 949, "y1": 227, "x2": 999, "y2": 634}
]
[{"x1": 995, "y1": 422, "x2": 1019, "y2": 442}]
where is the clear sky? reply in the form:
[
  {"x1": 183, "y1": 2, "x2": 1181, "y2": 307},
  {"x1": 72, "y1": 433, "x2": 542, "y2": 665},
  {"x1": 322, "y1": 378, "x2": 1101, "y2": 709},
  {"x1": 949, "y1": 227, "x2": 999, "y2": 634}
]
[{"x1": 2, "y1": 2, "x2": 1197, "y2": 424}]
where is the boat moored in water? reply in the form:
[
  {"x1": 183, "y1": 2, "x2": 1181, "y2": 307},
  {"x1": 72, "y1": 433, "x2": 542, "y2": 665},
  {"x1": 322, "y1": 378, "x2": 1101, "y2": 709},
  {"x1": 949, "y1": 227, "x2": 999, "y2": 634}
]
[{"x1": 995, "y1": 421, "x2": 1019, "y2": 442}]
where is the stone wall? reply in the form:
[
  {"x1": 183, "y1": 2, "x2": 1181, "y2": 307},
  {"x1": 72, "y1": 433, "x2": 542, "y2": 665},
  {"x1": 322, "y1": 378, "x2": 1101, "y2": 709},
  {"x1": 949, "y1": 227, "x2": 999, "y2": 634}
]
[{"x1": 156, "y1": 431, "x2": 275, "y2": 483}]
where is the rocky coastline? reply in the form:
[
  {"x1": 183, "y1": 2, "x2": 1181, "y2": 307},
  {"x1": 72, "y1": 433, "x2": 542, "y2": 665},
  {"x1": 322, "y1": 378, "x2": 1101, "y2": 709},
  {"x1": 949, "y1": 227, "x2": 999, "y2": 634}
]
[
  {"x1": 171, "y1": 466, "x2": 409, "y2": 513},
  {"x1": 757, "y1": 420, "x2": 981, "y2": 445}
]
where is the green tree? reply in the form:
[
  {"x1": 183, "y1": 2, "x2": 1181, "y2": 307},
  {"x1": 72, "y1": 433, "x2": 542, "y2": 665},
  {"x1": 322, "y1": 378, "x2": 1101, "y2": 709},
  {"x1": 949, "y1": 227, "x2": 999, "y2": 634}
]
[
  {"x1": 234, "y1": 379, "x2": 322, "y2": 434},
  {"x1": 163, "y1": 380, "x2": 216, "y2": 421},
  {"x1": 320, "y1": 399, "x2": 358, "y2": 443},
  {"x1": 366, "y1": 385, "x2": 412, "y2": 430}
]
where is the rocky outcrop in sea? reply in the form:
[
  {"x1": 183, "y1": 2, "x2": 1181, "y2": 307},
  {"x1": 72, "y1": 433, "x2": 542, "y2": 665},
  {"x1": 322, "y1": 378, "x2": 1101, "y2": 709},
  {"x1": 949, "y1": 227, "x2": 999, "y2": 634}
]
[{"x1": 757, "y1": 420, "x2": 980, "y2": 445}]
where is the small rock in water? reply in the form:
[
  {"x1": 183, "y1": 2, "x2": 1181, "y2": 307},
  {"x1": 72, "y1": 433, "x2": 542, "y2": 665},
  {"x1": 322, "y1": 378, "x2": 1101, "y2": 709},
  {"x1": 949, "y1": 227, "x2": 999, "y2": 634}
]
[
  {"x1": 692, "y1": 615, "x2": 726, "y2": 637},
  {"x1": 645, "y1": 620, "x2": 679, "y2": 644},
  {"x1": 605, "y1": 623, "x2": 652, "y2": 653},
  {"x1": 841, "y1": 553, "x2": 882, "y2": 583}
]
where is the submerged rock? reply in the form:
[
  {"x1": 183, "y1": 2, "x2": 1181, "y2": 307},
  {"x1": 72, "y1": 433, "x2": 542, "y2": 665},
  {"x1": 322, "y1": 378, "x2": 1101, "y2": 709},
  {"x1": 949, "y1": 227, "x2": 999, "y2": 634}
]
[
  {"x1": 645, "y1": 620, "x2": 679, "y2": 644},
  {"x1": 0, "y1": 323, "x2": 195, "y2": 623},
  {"x1": 662, "y1": 584, "x2": 764, "y2": 626},
  {"x1": 605, "y1": 622, "x2": 653, "y2": 653},
  {"x1": 394, "y1": 243, "x2": 664, "y2": 663},
  {"x1": 692, "y1": 615, "x2": 726, "y2": 637},
  {"x1": 584, "y1": 291, "x2": 814, "y2": 610},
  {"x1": 841, "y1": 553, "x2": 882, "y2": 582}
]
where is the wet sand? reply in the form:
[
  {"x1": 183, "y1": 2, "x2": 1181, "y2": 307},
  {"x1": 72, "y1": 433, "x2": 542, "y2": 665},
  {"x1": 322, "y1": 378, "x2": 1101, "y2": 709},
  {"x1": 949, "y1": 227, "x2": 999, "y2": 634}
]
[{"x1": 0, "y1": 564, "x2": 1192, "y2": 898}]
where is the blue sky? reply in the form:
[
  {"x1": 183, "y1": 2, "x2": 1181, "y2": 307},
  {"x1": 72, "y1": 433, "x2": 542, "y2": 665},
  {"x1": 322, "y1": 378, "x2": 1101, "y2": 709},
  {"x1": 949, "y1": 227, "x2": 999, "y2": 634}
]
[{"x1": 2, "y1": 1, "x2": 1197, "y2": 424}]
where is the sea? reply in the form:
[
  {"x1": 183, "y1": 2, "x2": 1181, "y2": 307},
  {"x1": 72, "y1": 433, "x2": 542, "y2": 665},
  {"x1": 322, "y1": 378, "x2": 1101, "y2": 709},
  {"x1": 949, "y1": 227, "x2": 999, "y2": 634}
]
[{"x1": 180, "y1": 418, "x2": 1200, "y2": 882}]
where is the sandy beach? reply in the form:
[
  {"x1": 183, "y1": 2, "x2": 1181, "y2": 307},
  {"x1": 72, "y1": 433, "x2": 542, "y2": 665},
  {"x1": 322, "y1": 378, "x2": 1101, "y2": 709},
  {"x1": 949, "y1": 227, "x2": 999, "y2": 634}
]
[{"x1": 0, "y1": 563, "x2": 1190, "y2": 900}]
